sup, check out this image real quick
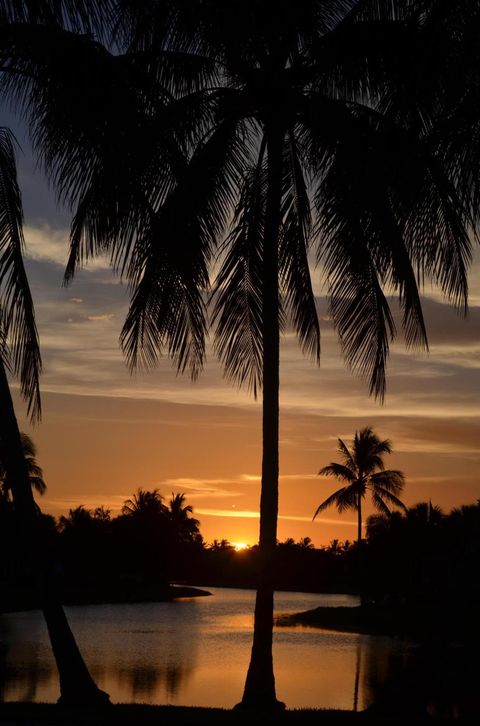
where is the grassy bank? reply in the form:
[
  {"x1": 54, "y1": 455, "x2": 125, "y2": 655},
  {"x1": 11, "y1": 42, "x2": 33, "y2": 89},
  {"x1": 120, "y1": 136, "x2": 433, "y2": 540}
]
[{"x1": 0, "y1": 703, "x2": 465, "y2": 726}]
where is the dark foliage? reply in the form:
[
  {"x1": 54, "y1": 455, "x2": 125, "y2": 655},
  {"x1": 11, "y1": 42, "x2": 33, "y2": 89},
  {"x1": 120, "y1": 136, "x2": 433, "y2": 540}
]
[
  {"x1": 364, "y1": 500, "x2": 480, "y2": 610},
  {"x1": 3, "y1": 492, "x2": 478, "y2": 615}
]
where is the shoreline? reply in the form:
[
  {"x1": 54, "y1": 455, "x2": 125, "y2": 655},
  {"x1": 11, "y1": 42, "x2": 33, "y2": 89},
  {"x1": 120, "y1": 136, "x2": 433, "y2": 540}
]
[
  {"x1": 275, "y1": 604, "x2": 480, "y2": 641},
  {"x1": 0, "y1": 585, "x2": 211, "y2": 614}
]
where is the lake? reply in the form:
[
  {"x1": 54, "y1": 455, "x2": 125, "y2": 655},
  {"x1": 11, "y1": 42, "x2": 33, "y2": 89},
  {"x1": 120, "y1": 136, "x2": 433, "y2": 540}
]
[{"x1": 0, "y1": 587, "x2": 477, "y2": 716}]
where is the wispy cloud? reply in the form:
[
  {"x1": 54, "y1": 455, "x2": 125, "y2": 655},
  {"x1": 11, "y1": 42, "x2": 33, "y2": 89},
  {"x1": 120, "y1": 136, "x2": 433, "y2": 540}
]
[
  {"x1": 240, "y1": 473, "x2": 316, "y2": 482},
  {"x1": 24, "y1": 224, "x2": 109, "y2": 270},
  {"x1": 43, "y1": 494, "x2": 130, "y2": 515},
  {"x1": 160, "y1": 477, "x2": 242, "y2": 498},
  {"x1": 87, "y1": 314, "x2": 115, "y2": 322},
  {"x1": 195, "y1": 507, "x2": 356, "y2": 527}
]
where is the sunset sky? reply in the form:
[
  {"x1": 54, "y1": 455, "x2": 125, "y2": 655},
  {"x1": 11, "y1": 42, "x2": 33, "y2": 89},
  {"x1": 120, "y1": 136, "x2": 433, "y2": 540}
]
[{"x1": 8, "y1": 113, "x2": 480, "y2": 547}]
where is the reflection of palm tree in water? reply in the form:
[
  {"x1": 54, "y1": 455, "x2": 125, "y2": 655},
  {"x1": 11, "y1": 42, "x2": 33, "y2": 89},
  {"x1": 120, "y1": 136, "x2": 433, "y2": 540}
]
[
  {"x1": 0, "y1": 641, "x2": 7, "y2": 702},
  {"x1": 353, "y1": 641, "x2": 361, "y2": 712},
  {"x1": 116, "y1": 602, "x2": 202, "y2": 703},
  {"x1": 361, "y1": 638, "x2": 480, "y2": 719},
  {"x1": 118, "y1": 661, "x2": 195, "y2": 702},
  {"x1": 0, "y1": 637, "x2": 54, "y2": 703}
]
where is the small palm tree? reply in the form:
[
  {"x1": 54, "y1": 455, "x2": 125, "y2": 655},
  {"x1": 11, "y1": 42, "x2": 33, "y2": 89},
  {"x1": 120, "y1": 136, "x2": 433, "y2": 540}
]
[
  {"x1": 0, "y1": 432, "x2": 46, "y2": 500},
  {"x1": 121, "y1": 488, "x2": 166, "y2": 518},
  {"x1": 167, "y1": 493, "x2": 200, "y2": 542},
  {"x1": 314, "y1": 427, "x2": 406, "y2": 545}
]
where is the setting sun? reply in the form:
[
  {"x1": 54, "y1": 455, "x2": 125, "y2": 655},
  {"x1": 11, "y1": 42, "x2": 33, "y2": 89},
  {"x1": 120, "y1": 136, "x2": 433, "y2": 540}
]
[{"x1": 232, "y1": 542, "x2": 249, "y2": 552}]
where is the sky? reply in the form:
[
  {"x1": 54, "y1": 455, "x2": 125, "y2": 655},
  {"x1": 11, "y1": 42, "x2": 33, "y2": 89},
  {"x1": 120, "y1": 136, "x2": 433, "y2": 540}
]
[{"x1": 6, "y1": 113, "x2": 480, "y2": 547}]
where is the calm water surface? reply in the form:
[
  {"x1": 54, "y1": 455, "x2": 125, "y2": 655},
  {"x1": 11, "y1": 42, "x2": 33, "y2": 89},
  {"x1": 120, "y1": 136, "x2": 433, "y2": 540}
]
[{"x1": 0, "y1": 588, "x2": 476, "y2": 716}]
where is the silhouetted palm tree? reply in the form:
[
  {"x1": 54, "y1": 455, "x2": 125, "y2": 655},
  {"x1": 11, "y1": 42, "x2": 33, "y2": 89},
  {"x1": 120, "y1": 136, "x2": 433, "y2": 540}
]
[
  {"x1": 0, "y1": 432, "x2": 45, "y2": 499},
  {"x1": 59, "y1": 505, "x2": 96, "y2": 533},
  {"x1": 0, "y1": 1, "x2": 474, "y2": 710},
  {"x1": 0, "y1": 125, "x2": 108, "y2": 704},
  {"x1": 314, "y1": 427, "x2": 406, "y2": 544},
  {"x1": 122, "y1": 488, "x2": 166, "y2": 517},
  {"x1": 298, "y1": 536, "x2": 314, "y2": 550},
  {"x1": 167, "y1": 492, "x2": 200, "y2": 542}
]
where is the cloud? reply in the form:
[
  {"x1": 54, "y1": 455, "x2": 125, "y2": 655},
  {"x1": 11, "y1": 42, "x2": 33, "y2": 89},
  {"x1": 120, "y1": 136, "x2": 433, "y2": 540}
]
[
  {"x1": 195, "y1": 507, "x2": 356, "y2": 527},
  {"x1": 160, "y1": 477, "x2": 243, "y2": 498},
  {"x1": 24, "y1": 224, "x2": 110, "y2": 271},
  {"x1": 70, "y1": 298, "x2": 83, "y2": 304},
  {"x1": 87, "y1": 314, "x2": 115, "y2": 322},
  {"x1": 24, "y1": 224, "x2": 70, "y2": 266},
  {"x1": 43, "y1": 494, "x2": 129, "y2": 515}
]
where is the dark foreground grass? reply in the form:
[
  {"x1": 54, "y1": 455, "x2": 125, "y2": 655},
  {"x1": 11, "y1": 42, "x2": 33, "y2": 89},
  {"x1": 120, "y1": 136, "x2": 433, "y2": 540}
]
[{"x1": 0, "y1": 703, "x2": 466, "y2": 726}]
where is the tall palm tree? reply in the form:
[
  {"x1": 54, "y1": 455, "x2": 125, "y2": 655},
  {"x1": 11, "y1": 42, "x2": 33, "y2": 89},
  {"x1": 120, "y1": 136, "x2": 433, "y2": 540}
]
[
  {"x1": 314, "y1": 427, "x2": 406, "y2": 544},
  {"x1": 0, "y1": 123, "x2": 109, "y2": 711},
  {"x1": 0, "y1": 431, "x2": 46, "y2": 498},
  {"x1": 0, "y1": 0, "x2": 474, "y2": 710}
]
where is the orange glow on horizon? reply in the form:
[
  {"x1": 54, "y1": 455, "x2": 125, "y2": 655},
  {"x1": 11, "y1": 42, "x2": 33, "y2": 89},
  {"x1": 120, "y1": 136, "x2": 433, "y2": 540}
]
[{"x1": 232, "y1": 542, "x2": 250, "y2": 552}]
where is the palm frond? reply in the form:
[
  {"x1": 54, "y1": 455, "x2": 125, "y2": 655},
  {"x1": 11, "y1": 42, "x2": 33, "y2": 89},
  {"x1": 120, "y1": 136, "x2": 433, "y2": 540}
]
[
  {"x1": 28, "y1": 473, "x2": 46, "y2": 495},
  {"x1": 279, "y1": 131, "x2": 320, "y2": 362},
  {"x1": 19, "y1": 431, "x2": 36, "y2": 458},
  {"x1": 304, "y1": 103, "x2": 397, "y2": 399},
  {"x1": 0, "y1": 1, "x2": 114, "y2": 37},
  {"x1": 370, "y1": 469, "x2": 405, "y2": 494},
  {"x1": 372, "y1": 484, "x2": 407, "y2": 511},
  {"x1": 313, "y1": 484, "x2": 356, "y2": 519},
  {"x1": 121, "y1": 114, "x2": 247, "y2": 376},
  {"x1": 212, "y1": 147, "x2": 265, "y2": 396},
  {"x1": 337, "y1": 437, "x2": 356, "y2": 471},
  {"x1": 371, "y1": 490, "x2": 393, "y2": 517},
  {"x1": 120, "y1": 248, "x2": 208, "y2": 378},
  {"x1": 352, "y1": 427, "x2": 391, "y2": 472},
  {"x1": 0, "y1": 128, "x2": 41, "y2": 420},
  {"x1": 402, "y1": 145, "x2": 471, "y2": 313},
  {"x1": 314, "y1": 112, "x2": 433, "y2": 396},
  {"x1": 318, "y1": 462, "x2": 356, "y2": 483},
  {"x1": 64, "y1": 87, "x2": 218, "y2": 283}
]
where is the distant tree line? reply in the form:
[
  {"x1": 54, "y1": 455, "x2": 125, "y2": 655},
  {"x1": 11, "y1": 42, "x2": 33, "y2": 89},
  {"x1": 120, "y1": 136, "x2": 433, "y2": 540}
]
[{"x1": 1, "y1": 487, "x2": 479, "y2": 613}]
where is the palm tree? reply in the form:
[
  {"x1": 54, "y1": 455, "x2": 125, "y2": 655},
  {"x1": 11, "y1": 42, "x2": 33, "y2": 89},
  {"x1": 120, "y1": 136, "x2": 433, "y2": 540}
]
[
  {"x1": 167, "y1": 492, "x2": 200, "y2": 542},
  {"x1": 314, "y1": 427, "x2": 406, "y2": 545},
  {"x1": 58, "y1": 505, "x2": 96, "y2": 533},
  {"x1": 0, "y1": 0, "x2": 474, "y2": 710},
  {"x1": 121, "y1": 488, "x2": 166, "y2": 518},
  {"x1": 0, "y1": 124, "x2": 109, "y2": 704},
  {"x1": 0, "y1": 432, "x2": 46, "y2": 499}
]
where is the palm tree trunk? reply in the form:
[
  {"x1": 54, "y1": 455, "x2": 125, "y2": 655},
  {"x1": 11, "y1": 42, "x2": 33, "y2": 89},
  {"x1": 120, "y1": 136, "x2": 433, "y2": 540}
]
[
  {"x1": 357, "y1": 494, "x2": 362, "y2": 544},
  {"x1": 237, "y1": 126, "x2": 285, "y2": 711},
  {"x1": 0, "y1": 362, "x2": 109, "y2": 706},
  {"x1": 357, "y1": 494, "x2": 364, "y2": 605}
]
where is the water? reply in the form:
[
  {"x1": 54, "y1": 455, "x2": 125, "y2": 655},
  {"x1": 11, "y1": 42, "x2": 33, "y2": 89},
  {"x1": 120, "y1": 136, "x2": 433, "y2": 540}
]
[{"x1": 0, "y1": 588, "x2": 477, "y2": 716}]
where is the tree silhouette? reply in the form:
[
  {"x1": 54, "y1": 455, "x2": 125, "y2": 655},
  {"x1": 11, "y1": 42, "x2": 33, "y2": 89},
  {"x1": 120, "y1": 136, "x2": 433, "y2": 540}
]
[
  {"x1": 0, "y1": 122, "x2": 108, "y2": 703},
  {"x1": 0, "y1": 432, "x2": 45, "y2": 499},
  {"x1": 122, "y1": 488, "x2": 166, "y2": 518},
  {"x1": 314, "y1": 427, "x2": 406, "y2": 544},
  {"x1": 0, "y1": 0, "x2": 474, "y2": 710},
  {"x1": 167, "y1": 492, "x2": 200, "y2": 543}
]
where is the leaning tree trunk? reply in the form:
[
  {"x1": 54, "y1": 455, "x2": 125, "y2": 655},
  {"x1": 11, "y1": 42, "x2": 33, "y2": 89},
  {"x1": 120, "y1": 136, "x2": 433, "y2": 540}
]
[
  {"x1": 237, "y1": 126, "x2": 285, "y2": 711},
  {"x1": 0, "y1": 361, "x2": 110, "y2": 705}
]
